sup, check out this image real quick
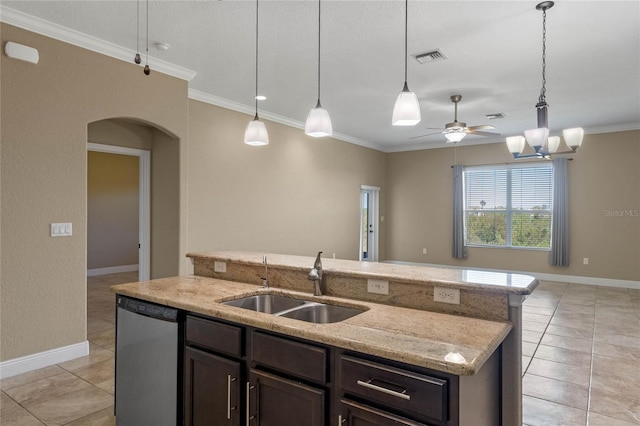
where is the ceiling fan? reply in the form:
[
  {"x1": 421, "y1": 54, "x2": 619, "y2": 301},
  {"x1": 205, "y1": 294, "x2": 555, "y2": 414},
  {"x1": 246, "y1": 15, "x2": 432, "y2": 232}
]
[{"x1": 411, "y1": 94, "x2": 500, "y2": 143}]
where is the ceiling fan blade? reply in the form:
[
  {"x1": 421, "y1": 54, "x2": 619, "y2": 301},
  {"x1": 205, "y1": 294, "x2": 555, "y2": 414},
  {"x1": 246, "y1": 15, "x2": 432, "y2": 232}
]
[
  {"x1": 467, "y1": 124, "x2": 496, "y2": 131},
  {"x1": 467, "y1": 130, "x2": 501, "y2": 137},
  {"x1": 409, "y1": 131, "x2": 444, "y2": 140}
]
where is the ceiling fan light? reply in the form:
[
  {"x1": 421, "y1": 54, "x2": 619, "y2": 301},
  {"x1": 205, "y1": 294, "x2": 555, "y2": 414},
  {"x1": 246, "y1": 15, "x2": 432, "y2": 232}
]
[
  {"x1": 524, "y1": 127, "x2": 549, "y2": 150},
  {"x1": 392, "y1": 83, "x2": 421, "y2": 126},
  {"x1": 244, "y1": 115, "x2": 269, "y2": 146},
  {"x1": 506, "y1": 136, "x2": 526, "y2": 154},
  {"x1": 305, "y1": 101, "x2": 333, "y2": 137},
  {"x1": 563, "y1": 127, "x2": 584, "y2": 148},
  {"x1": 445, "y1": 131, "x2": 466, "y2": 143}
]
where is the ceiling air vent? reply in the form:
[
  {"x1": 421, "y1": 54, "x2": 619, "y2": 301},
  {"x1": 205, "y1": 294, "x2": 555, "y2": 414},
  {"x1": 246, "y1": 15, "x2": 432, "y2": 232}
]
[{"x1": 412, "y1": 49, "x2": 447, "y2": 64}]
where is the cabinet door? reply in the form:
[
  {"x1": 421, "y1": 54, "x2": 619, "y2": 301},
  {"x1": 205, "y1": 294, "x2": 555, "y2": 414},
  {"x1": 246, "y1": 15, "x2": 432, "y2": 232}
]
[
  {"x1": 247, "y1": 369, "x2": 324, "y2": 426},
  {"x1": 339, "y1": 399, "x2": 428, "y2": 426},
  {"x1": 184, "y1": 346, "x2": 241, "y2": 426}
]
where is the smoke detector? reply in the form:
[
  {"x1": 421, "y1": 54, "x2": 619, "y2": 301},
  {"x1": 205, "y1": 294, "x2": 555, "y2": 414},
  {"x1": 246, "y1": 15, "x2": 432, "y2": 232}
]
[
  {"x1": 412, "y1": 49, "x2": 447, "y2": 64},
  {"x1": 154, "y1": 42, "x2": 170, "y2": 51}
]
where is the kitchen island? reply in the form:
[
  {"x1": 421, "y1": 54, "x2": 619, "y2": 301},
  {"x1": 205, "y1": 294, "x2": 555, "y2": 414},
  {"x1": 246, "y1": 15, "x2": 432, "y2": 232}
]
[{"x1": 112, "y1": 251, "x2": 537, "y2": 425}]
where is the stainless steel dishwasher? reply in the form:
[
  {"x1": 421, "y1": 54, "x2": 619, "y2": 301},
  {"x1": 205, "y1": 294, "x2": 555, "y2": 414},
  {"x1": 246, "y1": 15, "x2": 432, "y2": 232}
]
[{"x1": 115, "y1": 295, "x2": 183, "y2": 426}]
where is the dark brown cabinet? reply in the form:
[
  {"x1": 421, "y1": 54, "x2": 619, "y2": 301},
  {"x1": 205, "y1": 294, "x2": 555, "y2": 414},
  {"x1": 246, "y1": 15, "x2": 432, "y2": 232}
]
[
  {"x1": 183, "y1": 313, "x2": 500, "y2": 426},
  {"x1": 184, "y1": 346, "x2": 241, "y2": 425},
  {"x1": 248, "y1": 369, "x2": 325, "y2": 426},
  {"x1": 339, "y1": 399, "x2": 427, "y2": 426}
]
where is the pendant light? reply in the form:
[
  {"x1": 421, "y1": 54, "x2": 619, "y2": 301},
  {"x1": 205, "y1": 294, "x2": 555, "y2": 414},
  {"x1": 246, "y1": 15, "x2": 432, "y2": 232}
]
[
  {"x1": 304, "y1": 0, "x2": 333, "y2": 138},
  {"x1": 134, "y1": 0, "x2": 141, "y2": 64},
  {"x1": 506, "y1": 1, "x2": 583, "y2": 159},
  {"x1": 392, "y1": 0, "x2": 421, "y2": 126},
  {"x1": 143, "y1": 0, "x2": 150, "y2": 75},
  {"x1": 244, "y1": 0, "x2": 269, "y2": 146}
]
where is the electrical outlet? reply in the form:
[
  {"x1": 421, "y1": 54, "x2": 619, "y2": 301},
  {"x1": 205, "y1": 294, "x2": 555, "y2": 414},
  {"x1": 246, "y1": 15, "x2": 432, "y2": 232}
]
[
  {"x1": 583, "y1": 258, "x2": 589, "y2": 265},
  {"x1": 434, "y1": 287, "x2": 460, "y2": 305},
  {"x1": 214, "y1": 261, "x2": 227, "y2": 273},
  {"x1": 422, "y1": 248, "x2": 427, "y2": 254},
  {"x1": 367, "y1": 279, "x2": 389, "y2": 295}
]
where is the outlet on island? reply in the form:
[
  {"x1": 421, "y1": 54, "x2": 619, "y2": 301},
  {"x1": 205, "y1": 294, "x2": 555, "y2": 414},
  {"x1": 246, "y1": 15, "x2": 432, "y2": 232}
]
[
  {"x1": 434, "y1": 287, "x2": 460, "y2": 305},
  {"x1": 367, "y1": 279, "x2": 389, "y2": 295}
]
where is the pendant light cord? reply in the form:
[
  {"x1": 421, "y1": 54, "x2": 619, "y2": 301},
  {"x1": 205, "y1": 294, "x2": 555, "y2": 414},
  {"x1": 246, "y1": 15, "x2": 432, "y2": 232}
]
[
  {"x1": 255, "y1": 0, "x2": 259, "y2": 115},
  {"x1": 403, "y1": 0, "x2": 408, "y2": 84},
  {"x1": 539, "y1": 7, "x2": 547, "y2": 103},
  {"x1": 317, "y1": 0, "x2": 322, "y2": 102},
  {"x1": 136, "y1": 0, "x2": 140, "y2": 53},
  {"x1": 145, "y1": 0, "x2": 149, "y2": 63}
]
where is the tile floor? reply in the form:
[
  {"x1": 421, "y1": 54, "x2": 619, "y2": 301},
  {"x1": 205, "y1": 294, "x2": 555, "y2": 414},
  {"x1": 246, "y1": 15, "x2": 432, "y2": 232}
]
[{"x1": 1, "y1": 276, "x2": 639, "y2": 425}]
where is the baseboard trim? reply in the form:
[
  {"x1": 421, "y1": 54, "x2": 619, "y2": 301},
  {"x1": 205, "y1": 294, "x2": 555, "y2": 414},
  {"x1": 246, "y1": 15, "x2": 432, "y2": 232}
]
[
  {"x1": 0, "y1": 341, "x2": 89, "y2": 380},
  {"x1": 384, "y1": 260, "x2": 640, "y2": 290},
  {"x1": 87, "y1": 264, "x2": 138, "y2": 277}
]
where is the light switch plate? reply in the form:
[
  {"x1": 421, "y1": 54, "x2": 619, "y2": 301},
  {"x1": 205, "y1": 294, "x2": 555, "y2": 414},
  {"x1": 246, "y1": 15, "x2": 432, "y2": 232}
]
[
  {"x1": 214, "y1": 261, "x2": 227, "y2": 273},
  {"x1": 51, "y1": 222, "x2": 72, "y2": 237},
  {"x1": 367, "y1": 279, "x2": 389, "y2": 295}
]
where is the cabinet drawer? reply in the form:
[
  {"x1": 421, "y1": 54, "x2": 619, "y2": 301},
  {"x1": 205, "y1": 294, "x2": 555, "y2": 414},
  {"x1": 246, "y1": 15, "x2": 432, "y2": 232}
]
[
  {"x1": 339, "y1": 355, "x2": 448, "y2": 424},
  {"x1": 339, "y1": 399, "x2": 428, "y2": 426},
  {"x1": 186, "y1": 315, "x2": 243, "y2": 357},
  {"x1": 251, "y1": 331, "x2": 327, "y2": 384}
]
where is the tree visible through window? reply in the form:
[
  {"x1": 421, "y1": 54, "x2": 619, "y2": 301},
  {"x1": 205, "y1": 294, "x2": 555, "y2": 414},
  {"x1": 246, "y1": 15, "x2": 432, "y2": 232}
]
[{"x1": 464, "y1": 164, "x2": 553, "y2": 249}]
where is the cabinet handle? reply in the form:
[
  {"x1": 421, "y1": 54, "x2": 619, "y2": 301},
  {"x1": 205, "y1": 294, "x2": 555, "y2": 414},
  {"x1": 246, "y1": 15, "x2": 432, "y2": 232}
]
[
  {"x1": 246, "y1": 382, "x2": 256, "y2": 426},
  {"x1": 227, "y1": 375, "x2": 236, "y2": 420},
  {"x1": 338, "y1": 414, "x2": 346, "y2": 425},
  {"x1": 356, "y1": 379, "x2": 411, "y2": 401}
]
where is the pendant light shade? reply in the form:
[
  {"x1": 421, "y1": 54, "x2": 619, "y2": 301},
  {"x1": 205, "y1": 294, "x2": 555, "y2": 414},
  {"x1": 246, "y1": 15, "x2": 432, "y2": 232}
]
[
  {"x1": 392, "y1": 83, "x2": 421, "y2": 126},
  {"x1": 245, "y1": 0, "x2": 269, "y2": 146},
  {"x1": 392, "y1": 0, "x2": 421, "y2": 126},
  {"x1": 547, "y1": 135, "x2": 561, "y2": 153},
  {"x1": 305, "y1": 0, "x2": 332, "y2": 138},
  {"x1": 305, "y1": 100, "x2": 333, "y2": 137},
  {"x1": 506, "y1": 136, "x2": 526, "y2": 154},
  {"x1": 563, "y1": 127, "x2": 584, "y2": 148},
  {"x1": 244, "y1": 114, "x2": 269, "y2": 146},
  {"x1": 524, "y1": 127, "x2": 549, "y2": 151}
]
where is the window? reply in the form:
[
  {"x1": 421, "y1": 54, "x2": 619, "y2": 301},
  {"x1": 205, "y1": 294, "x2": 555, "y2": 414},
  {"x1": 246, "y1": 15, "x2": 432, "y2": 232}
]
[{"x1": 464, "y1": 164, "x2": 553, "y2": 249}]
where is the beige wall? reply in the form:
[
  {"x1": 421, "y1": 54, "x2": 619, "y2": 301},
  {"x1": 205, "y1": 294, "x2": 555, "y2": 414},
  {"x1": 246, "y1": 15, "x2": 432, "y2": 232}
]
[
  {"x1": 187, "y1": 100, "x2": 387, "y2": 261},
  {"x1": 0, "y1": 23, "x2": 189, "y2": 361},
  {"x1": 87, "y1": 151, "x2": 139, "y2": 269},
  {"x1": 386, "y1": 130, "x2": 640, "y2": 282}
]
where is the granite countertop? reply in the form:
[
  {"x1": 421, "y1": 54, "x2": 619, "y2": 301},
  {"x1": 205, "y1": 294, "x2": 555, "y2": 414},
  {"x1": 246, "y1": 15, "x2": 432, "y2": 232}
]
[
  {"x1": 111, "y1": 275, "x2": 512, "y2": 376},
  {"x1": 188, "y1": 251, "x2": 538, "y2": 295}
]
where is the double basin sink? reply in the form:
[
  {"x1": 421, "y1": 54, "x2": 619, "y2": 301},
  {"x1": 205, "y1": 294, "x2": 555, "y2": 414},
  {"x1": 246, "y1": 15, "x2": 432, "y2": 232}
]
[{"x1": 222, "y1": 293, "x2": 365, "y2": 324}]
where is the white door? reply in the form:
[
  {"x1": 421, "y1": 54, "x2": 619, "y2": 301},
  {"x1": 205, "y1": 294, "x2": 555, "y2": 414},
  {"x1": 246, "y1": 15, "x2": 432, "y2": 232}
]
[
  {"x1": 88, "y1": 143, "x2": 150, "y2": 281},
  {"x1": 359, "y1": 186, "x2": 379, "y2": 262}
]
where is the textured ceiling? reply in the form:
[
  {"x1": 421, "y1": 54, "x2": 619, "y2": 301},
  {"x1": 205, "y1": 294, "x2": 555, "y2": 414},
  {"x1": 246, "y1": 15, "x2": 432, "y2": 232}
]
[{"x1": 2, "y1": 1, "x2": 639, "y2": 152}]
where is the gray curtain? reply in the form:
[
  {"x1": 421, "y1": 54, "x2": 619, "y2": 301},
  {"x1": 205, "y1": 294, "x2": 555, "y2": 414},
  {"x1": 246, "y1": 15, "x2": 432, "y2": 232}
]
[
  {"x1": 452, "y1": 164, "x2": 467, "y2": 259},
  {"x1": 549, "y1": 158, "x2": 569, "y2": 266}
]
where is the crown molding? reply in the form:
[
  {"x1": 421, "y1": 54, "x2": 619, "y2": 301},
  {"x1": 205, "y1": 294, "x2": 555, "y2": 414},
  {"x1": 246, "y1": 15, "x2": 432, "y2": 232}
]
[
  {"x1": 188, "y1": 89, "x2": 381, "y2": 151},
  {"x1": 584, "y1": 123, "x2": 640, "y2": 135},
  {"x1": 0, "y1": 5, "x2": 196, "y2": 81}
]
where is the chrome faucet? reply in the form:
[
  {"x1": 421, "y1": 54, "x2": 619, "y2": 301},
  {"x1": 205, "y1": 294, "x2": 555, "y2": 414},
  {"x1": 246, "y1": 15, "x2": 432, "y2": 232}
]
[
  {"x1": 308, "y1": 251, "x2": 323, "y2": 296},
  {"x1": 261, "y1": 255, "x2": 269, "y2": 289}
]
